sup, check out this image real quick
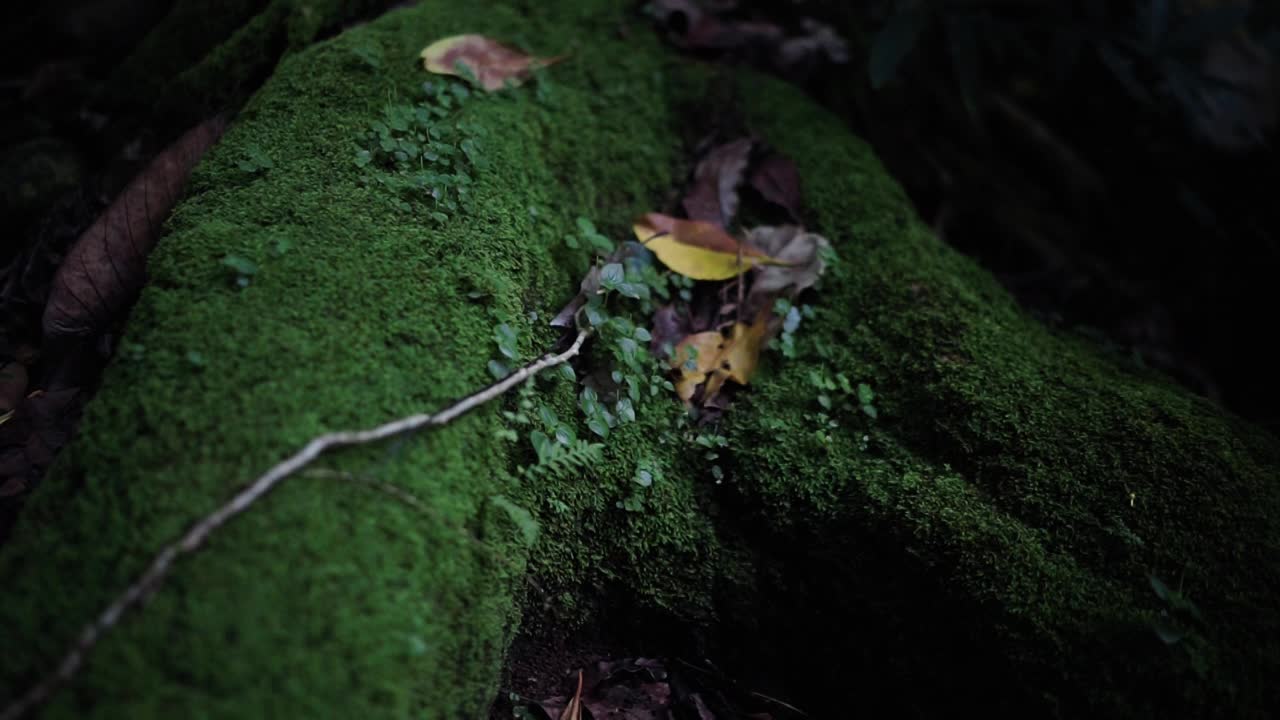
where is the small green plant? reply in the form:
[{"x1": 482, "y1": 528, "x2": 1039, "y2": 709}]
[
  {"x1": 220, "y1": 255, "x2": 258, "y2": 288},
  {"x1": 237, "y1": 144, "x2": 274, "y2": 175},
  {"x1": 616, "y1": 458, "x2": 663, "y2": 512},
  {"x1": 489, "y1": 322, "x2": 520, "y2": 379},
  {"x1": 351, "y1": 43, "x2": 383, "y2": 69},
  {"x1": 804, "y1": 369, "x2": 879, "y2": 447},
  {"x1": 522, "y1": 429, "x2": 605, "y2": 481},
  {"x1": 353, "y1": 81, "x2": 487, "y2": 222},
  {"x1": 772, "y1": 298, "x2": 815, "y2": 359},
  {"x1": 1148, "y1": 573, "x2": 1204, "y2": 646},
  {"x1": 564, "y1": 217, "x2": 614, "y2": 254}
]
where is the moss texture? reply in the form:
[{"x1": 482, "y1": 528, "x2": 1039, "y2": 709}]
[{"x1": 1, "y1": 0, "x2": 1277, "y2": 718}]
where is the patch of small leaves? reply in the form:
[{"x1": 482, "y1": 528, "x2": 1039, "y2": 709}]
[{"x1": 353, "y1": 80, "x2": 488, "y2": 222}]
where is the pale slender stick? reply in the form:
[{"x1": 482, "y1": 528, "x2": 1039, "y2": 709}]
[{"x1": 1, "y1": 330, "x2": 590, "y2": 720}]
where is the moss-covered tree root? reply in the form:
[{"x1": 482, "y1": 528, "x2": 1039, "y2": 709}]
[{"x1": 1, "y1": 1, "x2": 1276, "y2": 718}]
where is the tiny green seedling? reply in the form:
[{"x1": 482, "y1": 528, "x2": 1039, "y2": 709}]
[{"x1": 220, "y1": 255, "x2": 258, "y2": 289}]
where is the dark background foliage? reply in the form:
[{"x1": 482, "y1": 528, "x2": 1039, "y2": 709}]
[{"x1": 809, "y1": 0, "x2": 1279, "y2": 432}]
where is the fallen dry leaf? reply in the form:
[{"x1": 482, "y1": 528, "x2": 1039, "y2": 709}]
[
  {"x1": 43, "y1": 115, "x2": 228, "y2": 339},
  {"x1": 420, "y1": 35, "x2": 562, "y2": 91},
  {"x1": 634, "y1": 213, "x2": 781, "y2": 281},
  {"x1": 743, "y1": 225, "x2": 829, "y2": 316},
  {"x1": 673, "y1": 330, "x2": 726, "y2": 403},
  {"x1": 748, "y1": 154, "x2": 803, "y2": 222},
  {"x1": 683, "y1": 137, "x2": 754, "y2": 227},
  {"x1": 649, "y1": 305, "x2": 689, "y2": 357},
  {"x1": 721, "y1": 314, "x2": 769, "y2": 385},
  {"x1": 560, "y1": 670, "x2": 584, "y2": 720},
  {"x1": 671, "y1": 311, "x2": 772, "y2": 406}
]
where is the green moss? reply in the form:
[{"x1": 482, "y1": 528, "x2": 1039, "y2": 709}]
[
  {"x1": 1, "y1": 0, "x2": 1276, "y2": 717},
  {"x1": 0, "y1": 1, "x2": 701, "y2": 717},
  {"x1": 723, "y1": 73, "x2": 1280, "y2": 715}
]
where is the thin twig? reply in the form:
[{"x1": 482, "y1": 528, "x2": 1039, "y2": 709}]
[{"x1": 1, "y1": 329, "x2": 590, "y2": 720}]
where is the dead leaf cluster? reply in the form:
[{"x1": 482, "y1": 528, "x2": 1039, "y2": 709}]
[
  {"x1": 417, "y1": 34, "x2": 829, "y2": 415},
  {"x1": 635, "y1": 134, "x2": 828, "y2": 413}
]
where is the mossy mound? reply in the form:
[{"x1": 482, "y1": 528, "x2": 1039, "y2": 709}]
[{"x1": 1, "y1": 1, "x2": 1276, "y2": 718}]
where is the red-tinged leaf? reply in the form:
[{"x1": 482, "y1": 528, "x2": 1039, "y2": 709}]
[
  {"x1": 633, "y1": 213, "x2": 780, "y2": 281},
  {"x1": 42, "y1": 115, "x2": 228, "y2": 339},
  {"x1": 749, "y1": 153, "x2": 803, "y2": 221},
  {"x1": 420, "y1": 35, "x2": 563, "y2": 91},
  {"x1": 683, "y1": 137, "x2": 754, "y2": 227},
  {"x1": 649, "y1": 305, "x2": 689, "y2": 357}
]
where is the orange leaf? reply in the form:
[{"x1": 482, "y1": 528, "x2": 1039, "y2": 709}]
[
  {"x1": 669, "y1": 311, "x2": 773, "y2": 405},
  {"x1": 633, "y1": 212, "x2": 781, "y2": 281},
  {"x1": 420, "y1": 35, "x2": 562, "y2": 91},
  {"x1": 722, "y1": 314, "x2": 770, "y2": 385},
  {"x1": 672, "y1": 331, "x2": 727, "y2": 403}
]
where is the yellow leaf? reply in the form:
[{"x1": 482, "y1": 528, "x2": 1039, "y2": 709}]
[
  {"x1": 633, "y1": 212, "x2": 782, "y2": 281},
  {"x1": 669, "y1": 312, "x2": 772, "y2": 405},
  {"x1": 420, "y1": 35, "x2": 563, "y2": 91},
  {"x1": 722, "y1": 314, "x2": 770, "y2": 385},
  {"x1": 672, "y1": 331, "x2": 726, "y2": 403}
]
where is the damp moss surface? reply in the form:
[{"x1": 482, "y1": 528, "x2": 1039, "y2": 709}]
[{"x1": 1, "y1": 0, "x2": 1277, "y2": 718}]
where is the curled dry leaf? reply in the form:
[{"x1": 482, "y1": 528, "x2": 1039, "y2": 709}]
[
  {"x1": 633, "y1": 212, "x2": 781, "y2": 281},
  {"x1": 420, "y1": 34, "x2": 563, "y2": 91},
  {"x1": 43, "y1": 115, "x2": 228, "y2": 339},
  {"x1": 744, "y1": 225, "x2": 829, "y2": 316},
  {"x1": 559, "y1": 670, "x2": 584, "y2": 720},
  {"x1": 748, "y1": 153, "x2": 803, "y2": 222},
  {"x1": 682, "y1": 137, "x2": 754, "y2": 227}
]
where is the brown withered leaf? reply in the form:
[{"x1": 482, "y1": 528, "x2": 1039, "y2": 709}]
[
  {"x1": 748, "y1": 154, "x2": 803, "y2": 222},
  {"x1": 683, "y1": 137, "x2": 754, "y2": 227},
  {"x1": 649, "y1": 305, "x2": 689, "y2": 357},
  {"x1": 420, "y1": 35, "x2": 564, "y2": 92},
  {"x1": 43, "y1": 115, "x2": 228, "y2": 338},
  {"x1": 743, "y1": 225, "x2": 829, "y2": 317}
]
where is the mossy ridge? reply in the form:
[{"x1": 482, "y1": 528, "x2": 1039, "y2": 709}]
[
  {"x1": 724, "y1": 74, "x2": 1280, "y2": 715},
  {"x1": 0, "y1": 0, "x2": 1275, "y2": 718},
  {"x1": 0, "y1": 1, "x2": 706, "y2": 717}
]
